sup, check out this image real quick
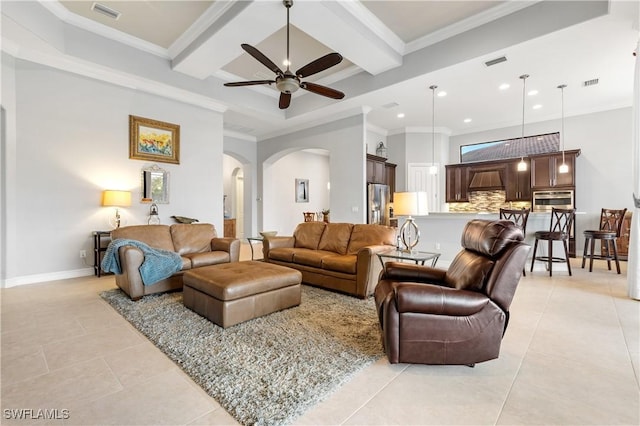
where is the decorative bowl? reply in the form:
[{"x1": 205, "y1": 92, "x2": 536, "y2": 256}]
[{"x1": 259, "y1": 231, "x2": 278, "y2": 238}]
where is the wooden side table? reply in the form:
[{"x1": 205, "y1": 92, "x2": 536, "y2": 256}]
[{"x1": 93, "y1": 231, "x2": 112, "y2": 277}]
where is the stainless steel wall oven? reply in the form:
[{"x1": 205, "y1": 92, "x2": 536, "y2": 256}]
[{"x1": 532, "y1": 190, "x2": 574, "y2": 212}]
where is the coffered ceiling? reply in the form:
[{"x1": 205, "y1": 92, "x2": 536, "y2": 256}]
[{"x1": 5, "y1": 1, "x2": 639, "y2": 139}]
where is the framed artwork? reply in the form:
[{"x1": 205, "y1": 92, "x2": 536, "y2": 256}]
[
  {"x1": 295, "y1": 178, "x2": 309, "y2": 203},
  {"x1": 129, "y1": 115, "x2": 180, "y2": 164}
]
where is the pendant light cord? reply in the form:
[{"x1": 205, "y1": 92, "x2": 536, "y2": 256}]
[
  {"x1": 518, "y1": 74, "x2": 529, "y2": 170},
  {"x1": 520, "y1": 75, "x2": 528, "y2": 144},
  {"x1": 430, "y1": 85, "x2": 437, "y2": 164},
  {"x1": 559, "y1": 84, "x2": 566, "y2": 164}
]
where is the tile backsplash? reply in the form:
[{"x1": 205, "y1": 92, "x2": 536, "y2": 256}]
[{"x1": 448, "y1": 190, "x2": 531, "y2": 213}]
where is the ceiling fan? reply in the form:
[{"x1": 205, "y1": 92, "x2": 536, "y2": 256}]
[{"x1": 223, "y1": 0, "x2": 345, "y2": 109}]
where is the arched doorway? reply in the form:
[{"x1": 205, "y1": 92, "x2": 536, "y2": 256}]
[{"x1": 232, "y1": 167, "x2": 244, "y2": 238}]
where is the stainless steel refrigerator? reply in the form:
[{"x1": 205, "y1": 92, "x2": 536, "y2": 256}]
[{"x1": 367, "y1": 183, "x2": 390, "y2": 225}]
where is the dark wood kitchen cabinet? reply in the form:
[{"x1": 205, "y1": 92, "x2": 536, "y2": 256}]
[
  {"x1": 505, "y1": 159, "x2": 532, "y2": 201},
  {"x1": 366, "y1": 154, "x2": 396, "y2": 200},
  {"x1": 366, "y1": 154, "x2": 387, "y2": 184},
  {"x1": 530, "y1": 150, "x2": 580, "y2": 190},
  {"x1": 445, "y1": 164, "x2": 470, "y2": 202},
  {"x1": 385, "y1": 162, "x2": 396, "y2": 201}
]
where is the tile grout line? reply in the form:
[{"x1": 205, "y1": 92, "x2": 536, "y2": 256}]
[
  {"x1": 339, "y1": 363, "x2": 411, "y2": 425},
  {"x1": 493, "y1": 277, "x2": 556, "y2": 425}
]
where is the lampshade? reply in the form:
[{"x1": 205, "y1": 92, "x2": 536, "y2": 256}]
[
  {"x1": 102, "y1": 190, "x2": 131, "y2": 207},
  {"x1": 393, "y1": 192, "x2": 429, "y2": 217}
]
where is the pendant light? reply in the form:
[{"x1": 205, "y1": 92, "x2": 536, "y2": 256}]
[
  {"x1": 517, "y1": 74, "x2": 529, "y2": 172},
  {"x1": 558, "y1": 84, "x2": 569, "y2": 174},
  {"x1": 429, "y1": 85, "x2": 438, "y2": 175}
]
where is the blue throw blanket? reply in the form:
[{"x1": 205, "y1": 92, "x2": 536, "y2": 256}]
[{"x1": 101, "y1": 238, "x2": 183, "y2": 286}]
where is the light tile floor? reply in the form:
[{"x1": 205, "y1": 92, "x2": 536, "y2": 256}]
[{"x1": 1, "y1": 244, "x2": 638, "y2": 425}]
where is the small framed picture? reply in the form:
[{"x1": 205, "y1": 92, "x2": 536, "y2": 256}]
[
  {"x1": 295, "y1": 178, "x2": 309, "y2": 203},
  {"x1": 129, "y1": 115, "x2": 180, "y2": 164}
]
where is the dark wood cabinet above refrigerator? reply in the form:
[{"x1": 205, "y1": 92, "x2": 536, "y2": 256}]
[{"x1": 367, "y1": 154, "x2": 396, "y2": 201}]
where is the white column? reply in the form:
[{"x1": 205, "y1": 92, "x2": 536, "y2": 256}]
[{"x1": 628, "y1": 39, "x2": 640, "y2": 300}]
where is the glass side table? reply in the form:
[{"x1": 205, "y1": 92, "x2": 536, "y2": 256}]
[
  {"x1": 377, "y1": 248, "x2": 441, "y2": 271},
  {"x1": 246, "y1": 237, "x2": 264, "y2": 260}
]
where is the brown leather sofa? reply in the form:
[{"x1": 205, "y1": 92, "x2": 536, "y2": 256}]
[
  {"x1": 263, "y1": 222, "x2": 396, "y2": 298},
  {"x1": 111, "y1": 223, "x2": 240, "y2": 300},
  {"x1": 375, "y1": 219, "x2": 529, "y2": 365}
]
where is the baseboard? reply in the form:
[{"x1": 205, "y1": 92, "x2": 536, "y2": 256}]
[{"x1": 1, "y1": 268, "x2": 94, "y2": 288}]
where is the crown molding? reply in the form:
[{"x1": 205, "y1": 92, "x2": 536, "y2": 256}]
[
  {"x1": 406, "y1": 0, "x2": 540, "y2": 54},
  {"x1": 39, "y1": 0, "x2": 170, "y2": 59},
  {"x1": 224, "y1": 129, "x2": 257, "y2": 142}
]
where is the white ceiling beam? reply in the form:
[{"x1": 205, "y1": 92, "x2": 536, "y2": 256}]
[
  {"x1": 291, "y1": 1, "x2": 402, "y2": 75},
  {"x1": 172, "y1": 1, "x2": 284, "y2": 80}
]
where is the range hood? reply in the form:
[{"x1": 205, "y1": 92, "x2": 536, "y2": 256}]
[{"x1": 468, "y1": 170, "x2": 504, "y2": 190}]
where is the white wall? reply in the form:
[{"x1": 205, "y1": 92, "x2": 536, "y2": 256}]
[
  {"x1": 1, "y1": 59, "x2": 224, "y2": 286},
  {"x1": 223, "y1": 134, "x2": 258, "y2": 239},
  {"x1": 263, "y1": 151, "x2": 330, "y2": 235},
  {"x1": 258, "y1": 114, "x2": 367, "y2": 233}
]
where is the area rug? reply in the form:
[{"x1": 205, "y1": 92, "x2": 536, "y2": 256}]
[{"x1": 100, "y1": 286, "x2": 384, "y2": 426}]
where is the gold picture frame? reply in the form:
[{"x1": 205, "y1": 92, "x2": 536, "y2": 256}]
[{"x1": 129, "y1": 115, "x2": 180, "y2": 164}]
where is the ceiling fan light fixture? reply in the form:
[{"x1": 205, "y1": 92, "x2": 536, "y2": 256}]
[
  {"x1": 276, "y1": 77, "x2": 299, "y2": 94},
  {"x1": 223, "y1": 0, "x2": 344, "y2": 109}
]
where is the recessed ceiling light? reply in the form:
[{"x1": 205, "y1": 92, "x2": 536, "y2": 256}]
[
  {"x1": 532, "y1": 104, "x2": 542, "y2": 110},
  {"x1": 499, "y1": 83, "x2": 510, "y2": 90},
  {"x1": 397, "y1": 113, "x2": 405, "y2": 118},
  {"x1": 528, "y1": 90, "x2": 539, "y2": 96},
  {"x1": 463, "y1": 118, "x2": 472, "y2": 123},
  {"x1": 437, "y1": 91, "x2": 447, "y2": 97}
]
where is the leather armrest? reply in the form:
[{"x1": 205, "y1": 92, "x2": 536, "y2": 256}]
[
  {"x1": 383, "y1": 262, "x2": 447, "y2": 284},
  {"x1": 211, "y1": 237, "x2": 240, "y2": 262},
  {"x1": 395, "y1": 283, "x2": 489, "y2": 316},
  {"x1": 264, "y1": 236, "x2": 294, "y2": 249},
  {"x1": 116, "y1": 246, "x2": 145, "y2": 300},
  {"x1": 355, "y1": 245, "x2": 396, "y2": 298},
  {"x1": 262, "y1": 236, "x2": 295, "y2": 260}
]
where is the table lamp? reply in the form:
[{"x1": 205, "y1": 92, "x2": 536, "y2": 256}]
[
  {"x1": 102, "y1": 190, "x2": 131, "y2": 228},
  {"x1": 393, "y1": 191, "x2": 428, "y2": 252}
]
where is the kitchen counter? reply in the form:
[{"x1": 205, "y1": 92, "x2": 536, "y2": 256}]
[{"x1": 394, "y1": 211, "x2": 581, "y2": 272}]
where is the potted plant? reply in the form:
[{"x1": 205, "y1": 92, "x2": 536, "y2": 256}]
[{"x1": 322, "y1": 209, "x2": 330, "y2": 223}]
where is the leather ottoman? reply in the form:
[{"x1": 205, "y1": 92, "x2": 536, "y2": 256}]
[{"x1": 183, "y1": 260, "x2": 302, "y2": 328}]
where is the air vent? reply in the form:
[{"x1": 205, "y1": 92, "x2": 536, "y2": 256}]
[
  {"x1": 382, "y1": 102, "x2": 400, "y2": 109},
  {"x1": 484, "y1": 56, "x2": 507, "y2": 67},
  {"x1": 583, "y1": 78, "x2": 599, "y2": 87},
  {"x1": 91, "y1": 2, "x2": 121, "y2": 20}
]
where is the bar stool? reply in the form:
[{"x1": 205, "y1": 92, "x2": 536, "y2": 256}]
[
  {"x1": 303, "y1": 212, "x2": 316, "y2": 222},
  {"x1": 530, "y1": 207, "x2": 576, "y2": 276},
  {"x1": 499, "y1": 207, "x2": 530, "y2": 276},
  {"x1": 582, "y1": 208, "x2": 627, "y2": 274}
]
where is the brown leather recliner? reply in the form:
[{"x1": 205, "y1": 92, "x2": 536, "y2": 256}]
[{"x1": 374, "y1": 219, "x2": 530, "y2": 365}]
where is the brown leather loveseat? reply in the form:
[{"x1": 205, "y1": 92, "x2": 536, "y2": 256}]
[
  {"x1": 263, "y1": 222, "x2": 396, "y2": 298},
  {"x1": 375, "y1": 219, "x2": 529, "y2": 365},
  {"x1": 110, "y1": 223, "x2": 240, "y2": 300}
]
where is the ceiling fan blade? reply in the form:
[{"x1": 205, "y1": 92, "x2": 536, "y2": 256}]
[
  {"x1": 300, "y1": 82, "x2": 345, "y2": 100},
  {"x1": 224, "y1": 80, "x2": 275, "y2": 87},
  {"x1": 241, "y1": 44, "x2": 283, "y2": 76},
  {"x1": 279, "y1": 92, "x2": 292, "y2": 109},
  {"x1": 295, "y1": 53, "x2": 343, "y2": 78}
]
